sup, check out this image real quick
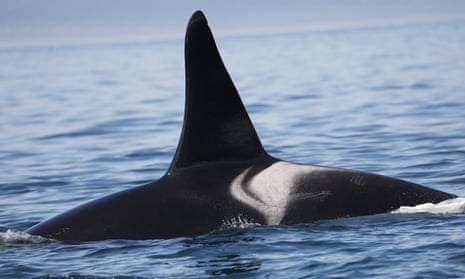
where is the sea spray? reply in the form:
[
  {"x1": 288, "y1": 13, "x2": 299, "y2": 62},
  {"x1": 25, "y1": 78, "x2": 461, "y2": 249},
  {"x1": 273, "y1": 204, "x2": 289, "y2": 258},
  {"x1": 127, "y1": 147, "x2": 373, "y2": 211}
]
[
  {"x1": 0, "y1": 229, "x2": 50, "y2": 245},
  {"x1": 392, "y1": 198, "x2": 465, "y2": 215}
]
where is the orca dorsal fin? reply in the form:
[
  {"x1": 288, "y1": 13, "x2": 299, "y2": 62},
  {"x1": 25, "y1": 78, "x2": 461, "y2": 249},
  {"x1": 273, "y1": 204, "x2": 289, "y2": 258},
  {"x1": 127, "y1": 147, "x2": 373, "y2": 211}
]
[{"x1": 169, "y1": 11, "x2": 265, "y2": 170}]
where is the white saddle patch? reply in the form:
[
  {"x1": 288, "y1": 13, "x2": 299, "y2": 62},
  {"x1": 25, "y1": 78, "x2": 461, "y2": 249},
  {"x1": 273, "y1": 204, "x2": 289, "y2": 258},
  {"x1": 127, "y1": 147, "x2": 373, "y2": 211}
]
[{"x1": 231, "y1": 161, "x2": 318, "y2": 225}]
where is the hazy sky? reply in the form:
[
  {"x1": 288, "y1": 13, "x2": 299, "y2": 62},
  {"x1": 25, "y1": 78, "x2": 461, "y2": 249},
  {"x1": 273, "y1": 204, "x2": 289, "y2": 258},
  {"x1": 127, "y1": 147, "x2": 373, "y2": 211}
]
[{"x1": 1, "y1": 0, "x2": 465, "y2": 47}]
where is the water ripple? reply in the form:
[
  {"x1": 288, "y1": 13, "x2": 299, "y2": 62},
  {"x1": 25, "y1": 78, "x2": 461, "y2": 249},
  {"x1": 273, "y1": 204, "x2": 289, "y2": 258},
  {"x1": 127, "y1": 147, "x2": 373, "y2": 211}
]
[{"x1": 1, "y1": 19, "x2": 465, "y2": 279}]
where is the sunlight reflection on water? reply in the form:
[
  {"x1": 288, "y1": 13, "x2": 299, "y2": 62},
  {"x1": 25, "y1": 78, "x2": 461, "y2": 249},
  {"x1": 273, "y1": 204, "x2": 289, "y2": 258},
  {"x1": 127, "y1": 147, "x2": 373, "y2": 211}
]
[{"x1": 1, "y1": 19, "x2": 465, "y2": 278}]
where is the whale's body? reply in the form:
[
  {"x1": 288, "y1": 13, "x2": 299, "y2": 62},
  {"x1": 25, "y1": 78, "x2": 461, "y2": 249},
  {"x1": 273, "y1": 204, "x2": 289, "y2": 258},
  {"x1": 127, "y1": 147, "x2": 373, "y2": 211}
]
[{"x1": 27, "y1": 11, "x2": 456, "y2": 241}]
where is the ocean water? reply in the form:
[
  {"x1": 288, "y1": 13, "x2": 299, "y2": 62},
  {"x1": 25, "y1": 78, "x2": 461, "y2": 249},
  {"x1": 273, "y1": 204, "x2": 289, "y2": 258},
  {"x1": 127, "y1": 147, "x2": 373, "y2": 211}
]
[{"x1": 1, "y1": 19, "x2": 465, "y2": 278}]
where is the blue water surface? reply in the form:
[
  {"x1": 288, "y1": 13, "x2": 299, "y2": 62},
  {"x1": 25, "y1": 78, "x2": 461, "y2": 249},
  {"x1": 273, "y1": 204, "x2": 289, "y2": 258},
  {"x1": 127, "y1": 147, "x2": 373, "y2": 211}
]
[{"x1": 1, "y1": 19, "x2": 465, "y2": 278}]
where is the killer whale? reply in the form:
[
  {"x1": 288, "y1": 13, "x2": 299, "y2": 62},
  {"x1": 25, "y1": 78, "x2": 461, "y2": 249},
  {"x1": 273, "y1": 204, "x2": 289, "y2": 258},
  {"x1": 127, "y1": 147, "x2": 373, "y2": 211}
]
[{"x1": 27, "y1": 11, "x2": 456, "y2": 241}]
